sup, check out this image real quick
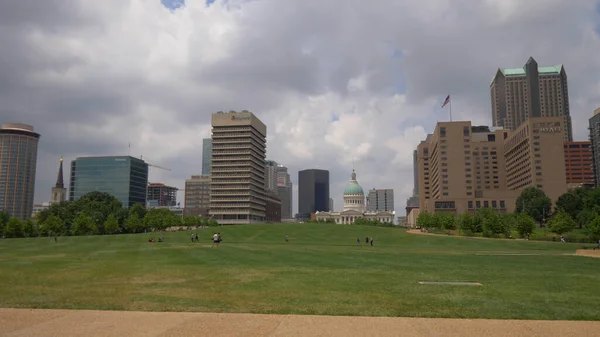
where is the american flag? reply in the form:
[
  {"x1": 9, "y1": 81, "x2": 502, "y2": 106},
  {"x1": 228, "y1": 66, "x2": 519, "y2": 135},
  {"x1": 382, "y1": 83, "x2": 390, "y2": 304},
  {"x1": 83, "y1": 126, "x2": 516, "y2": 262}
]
[{"x1": 441, "y1": 95, "x2": 451, "y2": 108}]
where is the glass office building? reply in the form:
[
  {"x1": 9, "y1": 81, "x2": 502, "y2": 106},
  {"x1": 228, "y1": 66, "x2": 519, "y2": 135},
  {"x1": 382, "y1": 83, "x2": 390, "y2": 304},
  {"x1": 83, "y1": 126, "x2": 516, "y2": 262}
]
[
  {"x1": 69, "y1": 156, "x2": 149, "y2": 208},
  {"x1": 202, "y1": 138, "x2": 212, "y2": 175},
  {"x1": 0, "y1": 123, "x2": 40, "y2": 220}
]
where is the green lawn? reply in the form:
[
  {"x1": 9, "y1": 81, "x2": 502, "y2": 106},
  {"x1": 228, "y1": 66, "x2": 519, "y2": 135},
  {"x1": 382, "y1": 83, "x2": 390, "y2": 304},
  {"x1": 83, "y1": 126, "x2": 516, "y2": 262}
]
[{"x1": 0, "y1": 224, "x2": 599, "y2": 320}]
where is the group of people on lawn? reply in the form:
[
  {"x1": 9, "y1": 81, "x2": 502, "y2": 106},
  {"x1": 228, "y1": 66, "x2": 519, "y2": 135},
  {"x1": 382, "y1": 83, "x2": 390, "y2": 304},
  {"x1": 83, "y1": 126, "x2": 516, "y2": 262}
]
[{"x1": 357, "y1": 236, "x2": 374, "y2": 246}]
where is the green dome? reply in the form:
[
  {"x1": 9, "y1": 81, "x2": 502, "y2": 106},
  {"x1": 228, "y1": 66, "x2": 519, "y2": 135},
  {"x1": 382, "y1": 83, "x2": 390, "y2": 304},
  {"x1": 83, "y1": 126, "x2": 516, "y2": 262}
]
[{"x1": 344, "y1": 183, "x2": 364, "y2": 195}]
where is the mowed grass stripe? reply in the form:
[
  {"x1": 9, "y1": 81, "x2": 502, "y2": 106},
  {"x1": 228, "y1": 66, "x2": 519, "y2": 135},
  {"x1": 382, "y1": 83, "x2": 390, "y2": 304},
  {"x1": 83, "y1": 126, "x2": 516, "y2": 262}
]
[{"x1": 0, "y1": 224, "x2": 599, "y2": 319}]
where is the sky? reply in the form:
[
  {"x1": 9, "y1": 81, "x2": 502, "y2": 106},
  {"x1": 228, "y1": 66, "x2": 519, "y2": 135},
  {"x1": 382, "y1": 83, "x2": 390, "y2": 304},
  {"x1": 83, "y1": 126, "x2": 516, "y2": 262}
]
[{"x1": 1, "y1": 0, "x2": 600, "y2": 216}]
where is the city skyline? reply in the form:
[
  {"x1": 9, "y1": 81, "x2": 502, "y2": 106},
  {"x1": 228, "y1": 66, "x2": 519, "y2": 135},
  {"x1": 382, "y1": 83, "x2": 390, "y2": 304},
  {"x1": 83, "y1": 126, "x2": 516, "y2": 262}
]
[{"x1": 3, "y1": 1, "x2": 600, "y2": 217}]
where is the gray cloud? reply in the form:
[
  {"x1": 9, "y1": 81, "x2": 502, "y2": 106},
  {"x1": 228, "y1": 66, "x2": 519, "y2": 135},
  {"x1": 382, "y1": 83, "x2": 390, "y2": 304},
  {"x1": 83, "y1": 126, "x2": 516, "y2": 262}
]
[{"x1": 1, "y1": 0, "x2": 599, "y2": 216}]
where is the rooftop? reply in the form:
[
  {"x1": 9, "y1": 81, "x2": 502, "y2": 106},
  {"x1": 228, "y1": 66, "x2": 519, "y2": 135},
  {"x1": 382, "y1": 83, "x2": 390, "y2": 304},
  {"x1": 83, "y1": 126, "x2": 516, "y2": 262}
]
[{"x1": 500, "y1": 65, "x2": 563, "y2": 77}]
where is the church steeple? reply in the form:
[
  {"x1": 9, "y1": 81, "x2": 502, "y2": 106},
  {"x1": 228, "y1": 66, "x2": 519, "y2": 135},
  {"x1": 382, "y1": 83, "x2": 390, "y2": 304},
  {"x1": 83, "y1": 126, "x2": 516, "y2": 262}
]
[{"x1": 55, "y1": 156, "x2": 64, "y2": 189}]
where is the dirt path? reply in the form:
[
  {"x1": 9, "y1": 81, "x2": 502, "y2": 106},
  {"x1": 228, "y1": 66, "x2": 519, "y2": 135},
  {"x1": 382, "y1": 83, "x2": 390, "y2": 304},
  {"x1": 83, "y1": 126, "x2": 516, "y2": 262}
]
[{"x1": 1, "y1": 308, "x2": 599, "y2": 337}]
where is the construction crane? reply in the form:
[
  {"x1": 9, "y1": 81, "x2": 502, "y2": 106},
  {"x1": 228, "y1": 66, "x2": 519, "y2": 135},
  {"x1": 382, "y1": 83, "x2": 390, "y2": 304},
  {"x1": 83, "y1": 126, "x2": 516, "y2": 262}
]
[{"x1": 147, "y1": 163, "x2": 171, "y2": 172}]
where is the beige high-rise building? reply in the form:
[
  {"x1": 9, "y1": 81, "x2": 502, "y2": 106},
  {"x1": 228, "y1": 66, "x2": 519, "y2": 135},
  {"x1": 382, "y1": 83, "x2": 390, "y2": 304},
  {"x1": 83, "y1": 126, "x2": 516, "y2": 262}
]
[
  {"x1": 417, "y1": 116, "x2": 567, "y2": 214},
  {"x1": 209, "y1": 110, "x2": 267, "y2": 224},
  {"x1": 490, "y1": 57, "x2": 572, "y2": 142}
]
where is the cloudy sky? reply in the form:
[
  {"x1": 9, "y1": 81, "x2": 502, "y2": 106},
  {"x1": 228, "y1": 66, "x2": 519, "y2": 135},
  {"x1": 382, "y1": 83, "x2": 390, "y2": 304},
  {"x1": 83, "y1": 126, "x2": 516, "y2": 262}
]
[{"x1": 2, "y1": 0, "x2": 600, "y2": 216}]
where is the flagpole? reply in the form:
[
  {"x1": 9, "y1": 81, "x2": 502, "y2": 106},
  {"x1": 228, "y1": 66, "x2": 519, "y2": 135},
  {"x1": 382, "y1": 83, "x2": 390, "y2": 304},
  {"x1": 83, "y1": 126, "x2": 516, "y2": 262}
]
[{"x1": 449, "y1": 95, "x2": 452, "y2": 122}]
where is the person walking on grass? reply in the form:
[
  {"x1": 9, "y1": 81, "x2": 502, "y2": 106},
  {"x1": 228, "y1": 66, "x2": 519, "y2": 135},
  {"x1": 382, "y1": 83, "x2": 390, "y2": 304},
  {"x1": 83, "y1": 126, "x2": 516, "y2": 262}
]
[
  {"x1": 191, "y1": 232, "x2": 195, "y2": 243},
  {"x1": 195, "y1": 232, "x2": 199, "y2": 242},
  {"x1": 365, "y1": 236, "x2": 369, "y2": 245},
  {"x1": 357, "y1": 237, "x2": 360, "y2": 245},
  {"x1": 370, "y1": 237, "x2": 374, "y2": 246},
  {"x1": 211, "y1": 233, "x2": 218, "y2": 248},
  {"x1": 285, "y1": 234, "x2": 289, "y2": 243}
]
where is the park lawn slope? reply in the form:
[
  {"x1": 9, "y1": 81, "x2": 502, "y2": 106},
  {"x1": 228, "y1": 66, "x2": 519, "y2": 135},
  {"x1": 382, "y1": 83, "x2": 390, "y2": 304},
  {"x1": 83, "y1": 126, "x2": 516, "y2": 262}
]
[{"x1": 0, "y1": 224, "x2": 599, "y2": 320}]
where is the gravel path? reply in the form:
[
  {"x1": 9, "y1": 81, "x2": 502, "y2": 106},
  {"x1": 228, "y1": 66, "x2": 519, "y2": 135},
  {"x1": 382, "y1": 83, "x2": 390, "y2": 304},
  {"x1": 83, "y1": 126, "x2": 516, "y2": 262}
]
[{"x1": 1, "y1": 308, "x2": 599, "y2": 337}]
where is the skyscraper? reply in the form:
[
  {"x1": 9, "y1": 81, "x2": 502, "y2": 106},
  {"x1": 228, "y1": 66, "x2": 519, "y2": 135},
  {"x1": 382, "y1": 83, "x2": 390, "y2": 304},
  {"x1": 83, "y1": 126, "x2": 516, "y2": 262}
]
[
  {"x1": 202, "y1": 138, "x2": 212, "y2": 175},
  {"x1": 184, "y1": 175, "x2": 210, "y2": 217},
  {"x1": 50, "y1": 157, "x2": 67, "y2": 204},
  {"x1": 589, "y1": 107, "x2": 600, "y2": 187},
  {"x1": 264, "y1": 160, "x2": 278, "y2": 192},
  {"x1": 366, "y1": 189, "x2": 394, "y2": 212},
  {"x1": 276, "y1": 164, "x2": 293, "y2": 219},
  {"x1": 0, "y1": 123, "x2": 40, "y2": 220},
  {"x1": 69, "y1": 156, "x2": 148, "y2": 208},
  {"x1": 490, "y1": 57, "x2": 572, "y2": 141},
  {"x1": 209, "y1": 110, "x2": 267, "y2": 224},
  {"x1": 298, "y1": 169, "x2": 329, "y2": 218},
  {"x1": 412, "y1": 149, "x2": 419, "y2": 197}
]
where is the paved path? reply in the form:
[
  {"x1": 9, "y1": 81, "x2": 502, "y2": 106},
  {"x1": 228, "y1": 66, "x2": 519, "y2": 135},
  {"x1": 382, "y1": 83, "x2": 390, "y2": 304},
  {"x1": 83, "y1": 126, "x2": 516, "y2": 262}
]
[{"x1": 1, "y1": 309, "x2": 599, "y2": 337}]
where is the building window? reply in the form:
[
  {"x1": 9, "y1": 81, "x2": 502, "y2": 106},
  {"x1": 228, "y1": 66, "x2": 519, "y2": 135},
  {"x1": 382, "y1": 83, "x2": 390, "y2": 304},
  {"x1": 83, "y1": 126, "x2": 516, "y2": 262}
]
[
  {"x1": 492, "y1": 200, "x2": 497, "y2": 208},
  {"x1": 463, "y1": 126, "x2": 470, "y2": 137},
  {"x1": 440, "y1": 127, "x2": 446, "y2": 137},
  {"x1": 468, "y1": 200, "x2": 473, "y2": 209},
  {"x1": 476, "y1": 201, "x2": 481, "y2": 208},
  {"x1": 484, "y1": 201, "x2": 489, "y2": 208},
  {"x1": 499, "y1": 200, "x2": 505, "y2": 209},
  {"x1": 435, "y1": 201, "x2": 455, "y2": 209}
]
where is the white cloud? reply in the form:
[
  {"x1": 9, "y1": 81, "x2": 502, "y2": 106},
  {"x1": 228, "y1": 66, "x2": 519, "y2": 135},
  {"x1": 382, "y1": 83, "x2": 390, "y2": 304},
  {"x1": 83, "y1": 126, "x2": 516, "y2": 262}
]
[{"x1": 1, "y1": 0, "x2": 600, "y2": 216}]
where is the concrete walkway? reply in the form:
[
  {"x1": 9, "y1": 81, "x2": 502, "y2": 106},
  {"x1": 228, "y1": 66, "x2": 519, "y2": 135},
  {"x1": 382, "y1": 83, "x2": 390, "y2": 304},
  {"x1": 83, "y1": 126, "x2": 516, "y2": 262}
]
[{"x1": 1, "y1": 309, "x2": 599, "y2": 337}]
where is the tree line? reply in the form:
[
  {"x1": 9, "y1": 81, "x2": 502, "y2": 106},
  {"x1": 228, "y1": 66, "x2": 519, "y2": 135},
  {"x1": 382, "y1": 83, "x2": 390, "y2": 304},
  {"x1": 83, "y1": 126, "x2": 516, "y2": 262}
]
[
  {"x1": 0, "y1": 191, "x2": 218, "y2": 238},
  {"x1": 416, "y1": 187, "x2": 600, "y2": 241}
]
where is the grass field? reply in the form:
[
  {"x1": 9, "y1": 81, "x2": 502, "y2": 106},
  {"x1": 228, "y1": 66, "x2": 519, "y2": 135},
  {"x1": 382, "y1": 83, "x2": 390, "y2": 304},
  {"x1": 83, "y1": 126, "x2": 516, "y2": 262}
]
[{"x1": 1, "y1": 224, "x2": 599, "y2": 320}]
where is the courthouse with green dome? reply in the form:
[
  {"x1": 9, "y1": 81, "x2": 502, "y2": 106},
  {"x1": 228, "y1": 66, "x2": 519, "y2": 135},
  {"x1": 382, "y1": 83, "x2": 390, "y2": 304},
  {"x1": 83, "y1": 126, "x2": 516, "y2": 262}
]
[{"x1": 315, "y1": 169, "x2": 395, "y2": 224}]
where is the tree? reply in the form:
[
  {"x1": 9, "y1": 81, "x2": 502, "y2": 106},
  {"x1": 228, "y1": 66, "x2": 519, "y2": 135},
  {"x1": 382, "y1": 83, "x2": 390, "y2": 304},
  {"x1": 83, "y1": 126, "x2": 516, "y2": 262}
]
[
  {"x1": 576, "y1": 209, "x2": 597, "y2": 229},
  {"x1": 23, "y1": 219, "x2": 38, "y2": 237},
  {"x1": 40, "y1": 215, "x2": 66, "y2": 237},
  {"x1": 104, "y1": 214, "x2": 119, "y2": 234},
  {"x1": 129, "y1": 203, "x2": 147, "y2": 220},
  {"x1": 480, "y1": 208, "x2": 510, "y2": 238},
  {"x1": 125, "y1": 213, "x2": 142, "y2": 233},
  {"x1": 456, "y1": 213, "x2": 479, "y2": 235},
  {"x1": 584, "y1": 188, "x2": 600, "y2": 212},
  {"x1": 549, "y1": 211, "x2": 576, "y2": 236},
  {"x1": 515, "y1": 187, "x2": 552, "y2": 224},
  {"x1": 183, "y1": 215, "x2": 202, "y2": 228},
  {"x1": 144, "y1": 208, "x2": 172, "y2": 230},
  {"x1": 4, "y1": 217, "x2": 24, "y2": 238},
  {"x1": 416, "y1": 212, "x2": 433, "y2": 229},
  {"x1": 207, "y1": 217, "x2": 219, "y2": 227},
  {"x1": 514, "y1": 213, "x2": 536, "y2": 238},
  {"x1": 437, "y1": 213, "x2": 456, "y2": 231},
  {"x1": 555, "y1": 189, "x2": 585, "y2": 220},
  {"x1": 72, "y1": 213, "x2": 95, "y2": 236},
  {"x1": 585, "y1": 215, "x2": 600, "y2": 241},
  {"x1": 0, "y1": 211, "x2": 10, "y2": 237}
]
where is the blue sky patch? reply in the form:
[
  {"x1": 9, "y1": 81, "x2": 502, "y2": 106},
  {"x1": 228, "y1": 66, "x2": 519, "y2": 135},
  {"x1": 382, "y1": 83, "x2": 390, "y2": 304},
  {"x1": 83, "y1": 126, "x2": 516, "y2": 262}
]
[{"x1": 161, "y1": 0, "x2": 184, "y2": 10}]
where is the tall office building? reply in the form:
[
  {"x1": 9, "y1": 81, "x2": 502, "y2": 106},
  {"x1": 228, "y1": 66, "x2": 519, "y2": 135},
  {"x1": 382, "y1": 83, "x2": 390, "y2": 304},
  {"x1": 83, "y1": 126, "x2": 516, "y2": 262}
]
[
  {"x1": 69, "y1": 156, "x2": 148, "y2": 208},
  {"x1": 202, "y1": 138, "x2": 212, "y2": 175},
  {"x1": 209, "y1": 110, "x2": 267, "y2": 224},
  {"x1": 298, "y1": 169, "x2": 329, "y2": 218},
  {"x1": 490, "y1": 57, "x2": 572, "y2": 141},
  {"x1": 366, "y1": 189, "x2": 394, "y2": 212},
  {"x1": 276, "y1": 164, "x2": 293, "y2": 219},
  {"x1": 184, "y1": 175, "x2": 210, "y2": 217},
  {"x1": 412, "y1": 149, "x2": 419, "y2": 197},
  {"x1": 147, "y1": 183, "x2": 178, "y2": 207},
  {"x1": 589, "y1": 107, "x2": 600, "y2": 187},
  {"x1": 50, "y1": 157, "x2": 67, "y2": 204},
  {"x1": 417, "y1": 116, "x2": 567, "y2": 214},
  {"x1": 329, "y1": 198, "x2": 333, "y2": 212},
  {"x1": 0, "y1": 123, "x2": 40, "y2": 220},
  {"x1": 264, "y1": 160, "x2": 278, "y2": 193}
]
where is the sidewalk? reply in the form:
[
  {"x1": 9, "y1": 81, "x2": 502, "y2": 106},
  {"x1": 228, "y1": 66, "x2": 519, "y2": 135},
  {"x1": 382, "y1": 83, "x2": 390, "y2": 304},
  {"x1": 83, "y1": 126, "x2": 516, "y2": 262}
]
[{"x1": 1, "y1": 308, "x2": 599, "y2": 337}]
